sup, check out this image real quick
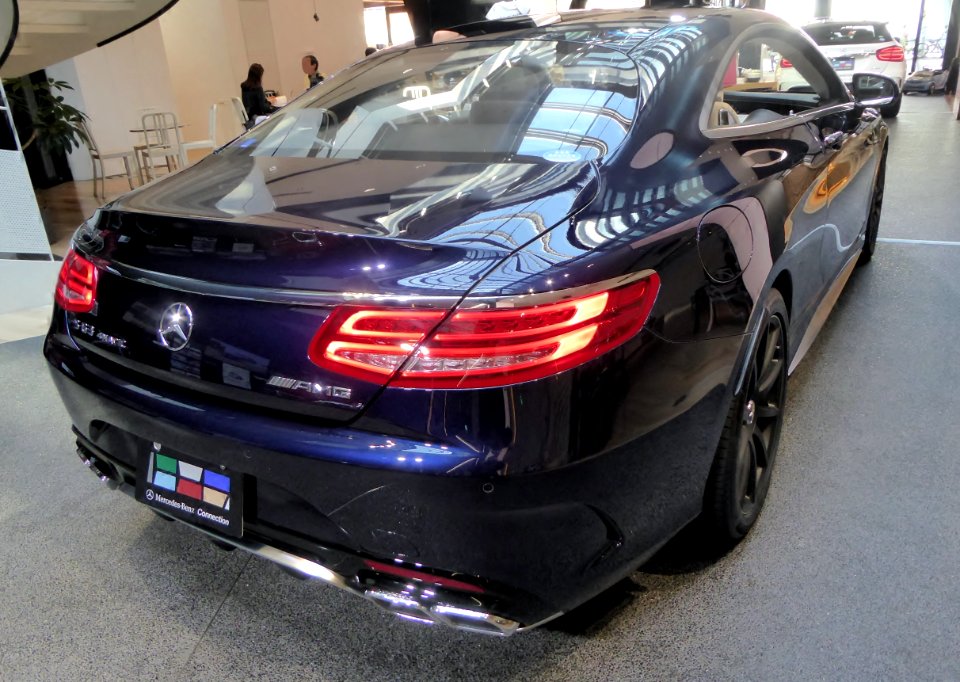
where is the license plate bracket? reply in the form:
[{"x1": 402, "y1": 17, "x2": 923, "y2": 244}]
[
  {"x1": 832, "y1": 57, "x2": 855, "y2": 71},
  {"x1": 136, "y1": 443, "x2": 243, "y2": 537}
]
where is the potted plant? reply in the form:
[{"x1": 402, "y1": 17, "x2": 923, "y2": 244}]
[{"x1": 3, "y1": 74, "x2": 88, "y2": 187}]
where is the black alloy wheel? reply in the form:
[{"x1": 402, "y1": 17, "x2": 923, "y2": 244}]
[
  {"x1": 858, "y1": 148, "x2": 887, "y2": 266},
  {"x1": 702, "y1": 289, "x2": 788, "y2": 544}
]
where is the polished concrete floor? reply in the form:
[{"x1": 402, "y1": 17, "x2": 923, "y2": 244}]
[{"x1": 1, "y1": 94, "x2": 959, "y2": 681}]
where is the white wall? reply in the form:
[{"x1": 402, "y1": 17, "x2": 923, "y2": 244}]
[
  {"x1": 159, "y1": 0, "x2": 250, "y2": 147},
  {"x1": 266, "y1": 0, "x2": 366, "y2": 100},
  {"x1": 239, "y1": 0, "x2": 282, "y2": 92},
  {"x1": 46, "y1": 21, "x2": 178, "y2": 181}
]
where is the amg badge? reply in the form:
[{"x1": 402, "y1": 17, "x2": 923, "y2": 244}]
[{"x1": 266, "y1": 375, "x2": 352, "y2": 400}]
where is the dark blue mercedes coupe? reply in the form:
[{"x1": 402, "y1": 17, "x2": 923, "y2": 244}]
[{"x1": 46, "y1": 8, "x2": 897, "y2": 635}]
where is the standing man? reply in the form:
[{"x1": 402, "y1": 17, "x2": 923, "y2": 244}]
[{"x1": 301, "y1": 54, "x2": 324, "y2": 89}]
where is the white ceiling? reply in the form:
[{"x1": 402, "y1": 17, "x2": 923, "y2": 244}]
[{"x1": 2, "y1": 0, "x2": 177, "y2": 78}]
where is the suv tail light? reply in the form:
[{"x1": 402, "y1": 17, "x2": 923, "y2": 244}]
[
  {"x1": 876, "y1": 46, "x2": 904, "y2": 62},
  {"x1": 55, "y1": 249, "x2": 98, "y2": 313},
  {"x1": 780, "y1": 57, "x2": 793, "y2": 69},
  {"x1": 308, "y1": 274, "x2": 660, "y2": 389}
]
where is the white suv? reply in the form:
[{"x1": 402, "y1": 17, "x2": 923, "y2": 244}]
[{"x1": 780, "y1": 20, "x2": 906, "y2": 117}]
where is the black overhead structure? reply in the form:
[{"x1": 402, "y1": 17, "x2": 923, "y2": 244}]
[
  {"x1": 943, "y1": 0, "x2": 960, "y2": 75},
  {"x1": 403, "y1": 0, "x2": 492, "y2": 45},
  {"x1": 404, "y1": 0, "x2": 735, "y2": 42},
  {"x1": 911, "y1": 0, "x2": 927, "y2": 73}
]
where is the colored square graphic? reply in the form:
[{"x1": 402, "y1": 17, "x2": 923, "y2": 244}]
[
  {"x1": 149, "y1": 451, "x2": 232, "y2": 510},
  {"x1": 178, "y1": 461, "x2": 203, "y2": 482},
  {"x1": 153, "y1": 471, "x2": 177, "y2": 492},
  {"x1": 155, "y1": 453, "x2": 178, "y2": 474},
  {"x1": 177, "y1": 478, "x2": 203, "y2": 500},
  {"x1": 203, "y1": 487, "x2": 228, "y2": 507},
  {"x1": 203, "y1": 470, "x2": 230, "y2": 493}
]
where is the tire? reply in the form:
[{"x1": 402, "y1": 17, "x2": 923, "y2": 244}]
[
  {"x1": 858, "y1": 147, "x2": 887, "y2": 266},
  {"x1": 701, "y1": 290, "x2": 789, "y2": 545},
  {"x1": 880, "y1": 92, "x2": 902, "y2": 118},
  {"x1": 928, "y1": 84, "x2": 936, "y2": 96}
]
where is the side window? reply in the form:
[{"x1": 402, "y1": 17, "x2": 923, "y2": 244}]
[{"x1": 707, "y1": 32, "x2": 841, "y2": 130}]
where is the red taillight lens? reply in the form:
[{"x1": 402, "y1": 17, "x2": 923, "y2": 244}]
[
  {"x1": 55, "y1": 249, "x2": 98, "y2": 313},
  {"x1": 780, "y1": 57, "x2": 793, "y2": 69},
  {"x1": 876, "y1": 46, "x2": 904, "y2": 62},
  {"x1": 308, "y1": 274, "x2": 660, "y2": 389}
]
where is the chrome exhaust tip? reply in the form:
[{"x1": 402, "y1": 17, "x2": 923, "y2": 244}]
[
  {"x1": 77, "y1": 448, "x2": 120, "y2": 490},
  {"x1": 430, "y1": 603, "x2": 519, "y2": 636},
  {"x1": 364, "y1": 588, "x2": 520, "y2": 636},
  {"x1": 148, "y1": 504, "x2": 534, "y2": 635}
]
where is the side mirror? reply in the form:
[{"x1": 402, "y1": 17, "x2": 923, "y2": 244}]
[{"x1": 850, "y1": 73, "x2": 899, "y2": 107}]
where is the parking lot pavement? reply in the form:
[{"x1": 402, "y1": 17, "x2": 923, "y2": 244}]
[{"x1": 2, "y1": 95, "x2": 959, "y2": 681}]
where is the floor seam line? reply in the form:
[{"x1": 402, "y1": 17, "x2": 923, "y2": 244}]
[
  {"x1": 877, "y1": 238, "x2": 960, "y2": 246},
  {"x1": 176, "y1": 554, "x2": 252, "y2": 675}
]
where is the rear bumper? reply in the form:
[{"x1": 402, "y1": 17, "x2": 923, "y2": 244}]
[
  {"x1": 75, "y1": 433, "x2": 529, "y2": 635},
  {"x1": 45, "y1": 325, "x2": 736, "y2": 630}
]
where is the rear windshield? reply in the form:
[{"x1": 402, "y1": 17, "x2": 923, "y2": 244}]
[
  {"x1": 804, "y1": 22, "x2": 894, "y2": 46},
  {"x1": 226, "y1": 39, "x2": 639, "y2": 164}
]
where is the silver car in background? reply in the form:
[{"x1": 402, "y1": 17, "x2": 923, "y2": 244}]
[
  {"x1": 780, "y1": 20, "x2": 906, "y2": 117},
  {"x1": 903, "y1": 68, "x2": 949, "y2": 95},
  {"x1": 804, "y1": 21, "x2": 906, "y2": 84}
]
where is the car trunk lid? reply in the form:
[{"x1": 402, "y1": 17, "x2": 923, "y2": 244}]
[{"x1": 69, "y1": 155, "x2": 598, "y2": 421}]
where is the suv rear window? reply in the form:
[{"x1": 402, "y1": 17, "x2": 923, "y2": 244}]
[{"x1": 804, "y1": 22, "x2": 893, "y2": 46}]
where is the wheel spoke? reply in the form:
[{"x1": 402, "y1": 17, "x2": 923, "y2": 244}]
[
  {"x1": 761, "y1": 322, "x2": 781, "y2": 370},
  {"x1": 756, "y1": 358, "x2": 782, "y2": 399},
  {"x1": 737, "y1": 416, "x2": 755, "y2": 456},
  {"x1": 740, "y1": 437, "x2": 758, "y2": 502},
  {"x1": 753, "y1": 427, "x2": 770, "y2": 469},
  {"x1": 735, "y1": 429, "x2": 752, "y2": 502}
]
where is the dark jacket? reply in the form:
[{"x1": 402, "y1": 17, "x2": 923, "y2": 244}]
[{"x1": 240, "y1": 83, "x2": 276, "y2": 126}]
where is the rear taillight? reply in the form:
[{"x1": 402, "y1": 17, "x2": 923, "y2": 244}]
[
  {"x1": 308, "y1": 274, "x2": 660, "y2": 389},
  {"x1": 876, "y1": 45, "x2": 904, "y2": 62},
  {"x1": 780, "y1": 57, "x2": 793, "y2": 69},
  {"x1": 55, "y1": 249, "x2": 98, "y2": 313}
]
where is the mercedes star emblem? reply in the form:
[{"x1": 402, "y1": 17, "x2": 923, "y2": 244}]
[{"x1": 158, "y1": 302, "x2": 194, "y2": 351}]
